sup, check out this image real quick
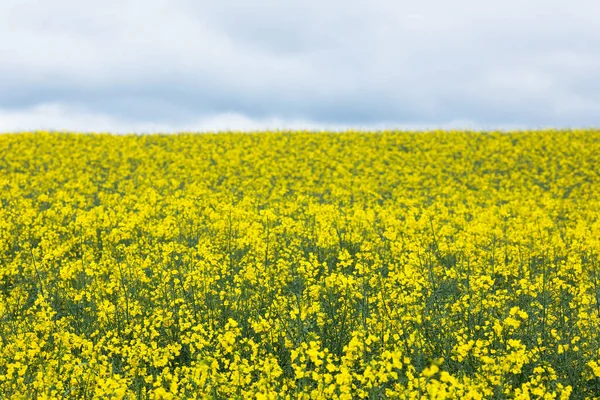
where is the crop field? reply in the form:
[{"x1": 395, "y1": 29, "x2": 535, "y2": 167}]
[{"x1": 1, "y1": 130, "x2": 600, "y2": 399}]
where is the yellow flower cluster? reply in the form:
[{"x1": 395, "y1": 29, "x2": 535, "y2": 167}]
[{"x1": 1, "y1": 129, "x2": 599, "y2": 398}]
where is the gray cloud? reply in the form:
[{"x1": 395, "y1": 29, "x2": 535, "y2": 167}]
[{"x1": 1, "y1": 0, "x2": 599, "y2": 131}]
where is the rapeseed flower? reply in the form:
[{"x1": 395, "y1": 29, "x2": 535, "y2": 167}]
[{"x1": 0, "y1": 129, "x2": 599, "y2": 397}]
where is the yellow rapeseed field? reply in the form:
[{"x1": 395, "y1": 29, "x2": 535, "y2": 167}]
[{"x1": 1, "y1": 129, "x2": 600, "y2": 399}]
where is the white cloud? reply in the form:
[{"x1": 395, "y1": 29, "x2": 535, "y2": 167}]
[
  {"x1": 0, "y1": 102, "x2": 525, "y2": 133},
  {"x1": 1, "y1": 0, "x2": 599, "y2": 130},
  {"x1": 0, "y1": 103, "x2": 351, "y2": 133}
]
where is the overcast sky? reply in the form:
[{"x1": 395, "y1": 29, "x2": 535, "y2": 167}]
[{"x1": 1, "y1": 0, "x2": 599, "y2": 132}]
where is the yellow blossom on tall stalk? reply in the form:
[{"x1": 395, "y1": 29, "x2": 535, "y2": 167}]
[{"x1": 0, "y1": 129, "x2": 599, "y2": 398}]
